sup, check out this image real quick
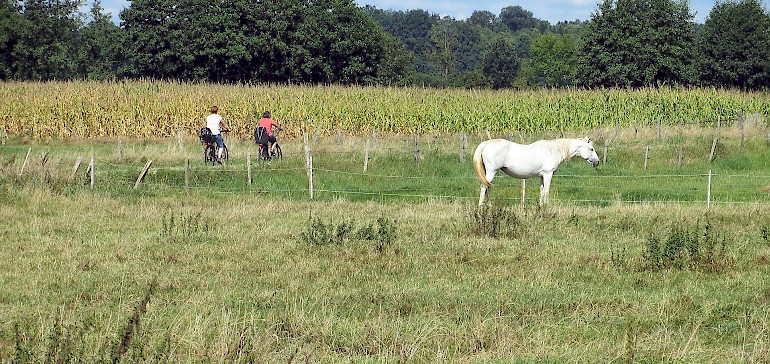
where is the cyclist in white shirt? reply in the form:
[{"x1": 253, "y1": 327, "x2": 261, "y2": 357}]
[{"x1": 205, "y1": 106, "x2": 230, "y2": 161}]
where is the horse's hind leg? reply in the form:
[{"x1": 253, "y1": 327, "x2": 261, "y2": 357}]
[{"x1": 479, "y1": 185, "x2": 490, "y2": 206}]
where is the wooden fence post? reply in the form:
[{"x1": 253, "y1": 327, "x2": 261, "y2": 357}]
[
  {"x1": 69, "y1": 156, "x2": 82, "y2": 181},
  {"x1": 413, "y1": 134, "x2": 420, "y2": 167},
  {"x1": 364, "y1": 138, "x2": 370, "y2": 173},
  {"x1": 89, "y1": 157, "x2": 95, "y2": 189},
  {"x1": 134, "y1": 160, "x2": 153, "y2": 189},
  {"x1": 737, "y1": 109, "x2": 745, "y2": 153},
  {"x1": 177, "y1": 130, "x2": 184, "y2": 152},
  {"x1": 308, "y1": 155, "x2": 314, "y2": 199},
  {"x1": 707, "y1": 170, "x2": 712, "y2": 209},
  {"x1": 185, "y1": 158, "x2": 190, "y2": 193},
  {"x1": 603, "y1": 139, "x2": 610, "y2": 164},
  {"x1": 709, "y1": 137, "x2": 718, "y2": 162},
  {"x1": 678, "y1": 146, "x2": 684, "y2": 168},
  {"x1": 371, "y1": 129, "x2": 377, "y2": 149},
  {"x1": 644, "y1": 145, "x2": 650, "y2": 170},
  {"x1": 1, "y1": 126, "x2": 6, "y2": 145},
  {"x1": 656, "y1": 119, "x2": 662, "y2": 138},
  {"x1": 336, "y1": 129, "x2": 342, "y2": 145},
  {"x1": 247, "y1": 153, "x2": 252, "y2": 185},
  {"x1": 459, "y1": 132, "x2": 467, "y2": 163},
  {"x1": 304, "y1": 134, "x2": 310, "y2": 176},
  {"x1": 19, "y1": 147, "x2": 31, "y2": 176}
]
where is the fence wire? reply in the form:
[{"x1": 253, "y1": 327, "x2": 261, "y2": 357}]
[{"x1": 5, "y1": 138, "x2": 770, "y2": 206}]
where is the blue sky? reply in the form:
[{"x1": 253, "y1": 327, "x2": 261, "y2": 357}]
[{"x1": 97, "y1": 0, "x2": 715, "y2": 25}]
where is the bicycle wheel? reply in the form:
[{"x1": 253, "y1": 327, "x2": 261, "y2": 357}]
[
  {"x1": 222, "y1": 145, "x2": 229, "y2": 161},
  {"x1": 273, "y1": 144, "x2": 282, "y2": 160},
  {"x1": 203, "y1": 145, "x2": 216, "y2": 165},
  {"x1": 258, "y1": 144, "x2": 269, "y2": 161}
]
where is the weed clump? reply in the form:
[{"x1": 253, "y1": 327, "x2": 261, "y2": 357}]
[
  {"x1": 643, "y1": 221, "x2": 733, "y2": 272},
  {"x1": 300, "y1": 216, "x2": 397, "y2": 252},
  {"x1": 159, "y1": 210, "x2": 215, "y2": 244},
  {"x1": 467, "y1": 204, "x2": 520, "y2": 239}
]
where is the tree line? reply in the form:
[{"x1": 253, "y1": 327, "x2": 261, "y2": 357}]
[{"x1": 2, "y1": 0, "x2": 770, "y2": 90}]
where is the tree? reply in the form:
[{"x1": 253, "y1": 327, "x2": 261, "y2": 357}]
[
  {"x1": 0, "y1": 0, "x2": 20, "y2": 79},
  {"x1": 13, "y1": 0, "x2": 82, "y2": 80},
  {"x1": 120, "y1": 0, "x2": 397, "y2": 84},
  {"x1": 550, "y1": 20, "x2": 587, "y2": 37},
  {"x1": 531, "y1": 33, "x2": 579, "y2": 87},
  {"x1": 483, "y1": 36, "x2": 520, "y2": 89},
  {"x1": 429, "y1": 17, "x2": 459, "y2": 86},
  {"x1": 318, "y1": 0, "x2": 393, "y2": 84},
  {"x1": 580, "y1": 0, "x2": 698, "y2": 87},
  {"x1": 698, "y1": 0, "x2": 770, "y2": 89},
  {"x1": 449, "y1": 20, "x2": 485, "y2": 75},
  {"x1": 500, "y1": 6, "x2": 538, "y2": 32},
  {"x1": 468, "y1": 10, "x2": 497, "y2": 29},
  {"x1": 376, "y1": 33, "x2": 414, "y2": 86},
  {"x1": 365, "y1": 8, "x2": 439, "y2": 76},
  {"x1": 77, "y1": 0, "x2": 121, "y2": 80},
  {"x1": 118, "y1": 0, "x2": 180, "y2": 79}
]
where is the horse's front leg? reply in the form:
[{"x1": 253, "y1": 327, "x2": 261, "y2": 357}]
[{"x1": 539, "y1": 174, "x2": 552, "y2": 206}]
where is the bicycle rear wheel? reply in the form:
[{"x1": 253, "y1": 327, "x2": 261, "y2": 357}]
[
  {"x1": 258, "y1": 144, "x2": 269, "y2": 161},
  {"x1": 203, "y1": 145, "x2": 216, "y2": 165},
  {"x1": 273, "y1": 144, "x2": 282, "y2": 160}
]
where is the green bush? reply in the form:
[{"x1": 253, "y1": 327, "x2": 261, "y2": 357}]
[
  {"x1": 159, "y1": 210, "x2": 215, "y2": 244},
  {"x1": 301, "y1": 216, "x2": 397, "y2": 252},
  {"x1": 467, "y1": 204, "x2": 520, "y2": 239},
  {"x1": 643, "y1": 221, "x2": 732, "y2": 272}
]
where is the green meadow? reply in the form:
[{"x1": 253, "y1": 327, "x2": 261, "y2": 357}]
[{"x1": 1, "y1": 122, "x2": 770, "y2": 362}]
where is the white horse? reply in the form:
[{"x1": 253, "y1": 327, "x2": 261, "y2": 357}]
[{"x1": 473, "y1": 137, "x2": 600, "y2": 206}]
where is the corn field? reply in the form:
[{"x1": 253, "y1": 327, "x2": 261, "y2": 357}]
[{"x1": 1, "y1": 80, "x2": 768, "y2": 139}]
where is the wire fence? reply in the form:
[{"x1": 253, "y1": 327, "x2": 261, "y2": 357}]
[
  {"x1": 3, "y1": 126, "x2": 770, "y2": 206},
  {"x1": 11, "y1": 155, "x2": 767, "y2": 207}
]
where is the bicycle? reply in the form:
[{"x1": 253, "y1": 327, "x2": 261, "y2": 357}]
[
  {"x1": 256, "y1": 128, "x2": 282, "y2": 161},
  {"x1": 200, "y1": 128, "x2": 229, "y2": 165}
]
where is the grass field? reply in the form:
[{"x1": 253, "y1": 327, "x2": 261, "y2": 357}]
[{"x1": 1, "y1": 121, "x2": 770, "y2": 362}]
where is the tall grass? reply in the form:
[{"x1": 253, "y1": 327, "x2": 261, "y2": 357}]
[{"x1": 1, "y1": 182, "x2": 769, "y2": 362}]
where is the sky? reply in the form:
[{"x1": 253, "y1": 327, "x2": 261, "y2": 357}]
[{"x1": 97, "y1": 0, "x2": 715, "y2": 25}]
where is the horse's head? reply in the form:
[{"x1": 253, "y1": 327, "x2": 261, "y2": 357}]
[{"x1": 576, "y1": 137, "x2": 600, "y2": 167}]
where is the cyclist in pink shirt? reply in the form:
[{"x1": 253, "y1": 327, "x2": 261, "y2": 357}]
[{"x1": 257, "y1": 111, "x2": 282, "y2": 155}]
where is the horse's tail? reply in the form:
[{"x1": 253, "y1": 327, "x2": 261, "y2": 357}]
[{"x1": 473, "y1": 142, "x2": 491, "y2": 189}]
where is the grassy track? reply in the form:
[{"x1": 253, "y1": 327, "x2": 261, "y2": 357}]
[{"x1": 1, "y1": 124, "x2": 770, "y2": 362}]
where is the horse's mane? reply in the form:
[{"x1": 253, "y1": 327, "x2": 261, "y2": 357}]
[{"x1": 532, "y1": 138, "x2": 572, "y2": 161}]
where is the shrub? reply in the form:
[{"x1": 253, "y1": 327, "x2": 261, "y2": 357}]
[
  {"x1": 643, "y1": 221, "x2": 732, "y2": 272},
  {"x1": 467, "y1": 204, "x2": 520, "y2": 239},
  {"x1": 159, "y1": 210, "x2": 215, "y2": 244},
  {"x1": 301, "y1": 216, "x2": 397, "y2": 252}
]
